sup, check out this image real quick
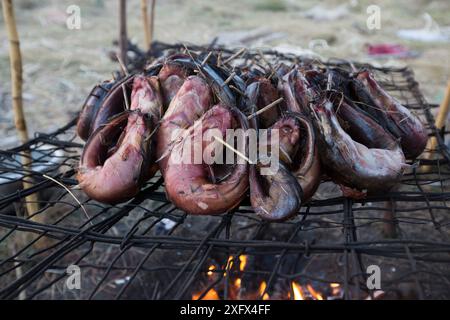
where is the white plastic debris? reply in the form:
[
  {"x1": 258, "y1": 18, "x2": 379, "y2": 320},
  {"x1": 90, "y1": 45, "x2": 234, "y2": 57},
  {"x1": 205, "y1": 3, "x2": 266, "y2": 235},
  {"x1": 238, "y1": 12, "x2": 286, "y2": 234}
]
[
  {"x1": 303, "y1": 4, "x2": 349, "y2": 21},
  {"x1": 397, "y1": 13, "x2": 450, "y2": 43},
  {"x1": 271, "y1": 44, "x2": 324, "y2": 60}
]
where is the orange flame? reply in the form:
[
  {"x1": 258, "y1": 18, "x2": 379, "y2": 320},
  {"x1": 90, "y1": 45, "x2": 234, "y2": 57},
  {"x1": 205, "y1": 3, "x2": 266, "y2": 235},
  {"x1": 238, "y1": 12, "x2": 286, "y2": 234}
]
[
  {"x1": 239, "y1": 255, "x2": 248, "y2": 271},
  {"x1": 258, "y1": 281, "x2": 270, "y2": 300},
  {"x1": 306, "y1": 284, "x2": 324, "y2": 300},
  {"x1": 198, "y1": 257, "x2": 335, "y2": 301},
  {"x1": 330, "y1": 283, "x2": 341, "y2": 296},
  {"x1": 192, "y1": 288, "x2": 219, "y2": 300},
  {"x1": 226, "y1": 256, "x2": 234, "y2": 268},
  {"x1": 330, "y1": 283, "x2": 340, "y2": 288},
  {"x1": 292, "y1": 282, "x2": 305, "y2": 300},
  {"x1": 207, "y1": 265, "x2": 216, "y2": 277},
  {"x1": 259, "y1": 281, "x2": 267, "y2": 294},
  {"x1": 224, "y1": 256, "x2": 233, "y2": 276}
]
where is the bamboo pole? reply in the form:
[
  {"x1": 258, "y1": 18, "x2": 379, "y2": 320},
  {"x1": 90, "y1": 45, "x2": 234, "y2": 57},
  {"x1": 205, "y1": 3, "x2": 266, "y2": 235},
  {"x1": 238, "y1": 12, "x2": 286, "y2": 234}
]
[
  {"x1": 422, "y1": 81, "x2": 450, "y2": 173},
  {"x1": 118, "y1": 0, "x2": 128, "y2": 67},
  {"x1": 149, "y1": 0, "x2": 156, "y2": 46},
  {"x1": 2, "y1": 0, "x2": 39, "y2": 217},
  {"x1": 141, "y1": 0, "x2": 151, "y2": 50}
]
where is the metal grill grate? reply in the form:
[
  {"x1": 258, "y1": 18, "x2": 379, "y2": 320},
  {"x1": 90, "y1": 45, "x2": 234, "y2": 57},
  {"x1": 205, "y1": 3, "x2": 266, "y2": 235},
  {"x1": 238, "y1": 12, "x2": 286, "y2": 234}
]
[{"x1": 0, "y1": 43, "x2": 449, "y2": 300}]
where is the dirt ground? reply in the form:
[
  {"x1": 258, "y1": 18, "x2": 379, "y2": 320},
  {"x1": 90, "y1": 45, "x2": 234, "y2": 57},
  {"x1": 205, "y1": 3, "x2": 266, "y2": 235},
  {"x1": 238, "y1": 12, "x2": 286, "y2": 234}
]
[{"x1": 0, "y1": 0, "x2": 449, "y2": 148}]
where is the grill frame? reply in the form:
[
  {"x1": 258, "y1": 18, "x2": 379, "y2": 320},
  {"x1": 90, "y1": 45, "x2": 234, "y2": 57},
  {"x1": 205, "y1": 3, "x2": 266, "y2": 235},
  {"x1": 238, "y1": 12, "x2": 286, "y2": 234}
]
[{"x1": 0, "y1": 43, "x2": 449, "y2": 300}]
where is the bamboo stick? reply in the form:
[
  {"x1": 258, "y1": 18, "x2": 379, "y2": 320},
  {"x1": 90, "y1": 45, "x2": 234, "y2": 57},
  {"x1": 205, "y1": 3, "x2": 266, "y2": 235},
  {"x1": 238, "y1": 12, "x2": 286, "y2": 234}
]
[
  {"x1": 140, "y1": 0, "x2": 151, "y2": 50},
  {"x1": 422, "y1": 81, "x2": 450, "y2": 173},
  {"x1": 149, "y1": 0, "x2": 156, "y2": 47},
  {"x1": 2, "y1": 0, "x2": 39, "y2": 217},
  {"x1": 118, "y1": 0, "x2": 127, "y2": 67}
]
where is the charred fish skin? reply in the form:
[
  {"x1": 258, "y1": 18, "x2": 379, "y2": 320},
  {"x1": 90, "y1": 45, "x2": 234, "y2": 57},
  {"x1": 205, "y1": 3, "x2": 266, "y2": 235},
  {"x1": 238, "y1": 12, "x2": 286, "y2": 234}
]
[
  {"x1": 280, "y1": 68, "x2": 311, "y2": 115},
  {"x1": 77, "y1": 79, "x2": 119, "y2": 141},
  {"x1": 250, "y1": 162, "x2": 302, "y2": 221},
  {"x1": 245, "y1": 77, "x2": 281, "y2": 129},
  {"x1": 246, "y1": 79, "x2": 303, "y2": 221},
  {"x1": 347, "y1": 72, "x2": 403, "y2": 139},
  {"x1": 313, "y1": 98, "x2": 407, "y2": 191},
  {"x1": 324, "y1": 69, "x2": 395, "y2": 140},
  {"x1": 328, "y1": 90, "x2": 398, "y2": 150},
  {"x1": 77, "y1": 75, "x2": 163, "y2": 204},
  {"x1": 280, "y1": 69, "x2": 322, "y2": 201},
  {"x1": 250, "y1": 116, "x2": 302, "y2": 221},
  {"x1": 287, "y1": 113, "x2": 322, "y2": 202},
  {"x1": 355, "y1": 71, "x2": 428, "y2": 159},
  {"x1": 89, "y1": 75, "x2": 136, "y2": 137},
  {"x1": 77, "y1": 63, "x2": 164, "y2": 142}
]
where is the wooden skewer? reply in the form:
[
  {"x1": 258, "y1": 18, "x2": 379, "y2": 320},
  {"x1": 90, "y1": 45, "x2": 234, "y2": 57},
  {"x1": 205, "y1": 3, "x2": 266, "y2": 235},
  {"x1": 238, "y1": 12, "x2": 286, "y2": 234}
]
[
  {"x1": 201, "y1": 52, "x2": 213, "y2": 66},
  {"x1": 422, "y1": 80, "x2": 450, "y2": 173},
  {"x1": 213, "y1": 136, "x2": 254, "y2": 164},
  {"x1": 2, "y1": 0, "x2": 40, "y2": 217},
  {"x1": 115, "y1": 53, "x2": 129, "y2": 76},
  {"x1": 229, "y1": 85, "x2": 245, "y2": 96},
  {"x1": 222, "y1": 48, "x2": 246, "y2": 65},
  {"x1": 115, "y1": 53, "x2": 130, "y2": 110},
  {"x1": 216, "y1": 52, "x2": 222, "y2": 67},
  {"x1": 222, "y1": 72, "x2": 236, "y2": 86},
  {"x1": 247, "y1": 98, "x2": 284, "y2": 120}
]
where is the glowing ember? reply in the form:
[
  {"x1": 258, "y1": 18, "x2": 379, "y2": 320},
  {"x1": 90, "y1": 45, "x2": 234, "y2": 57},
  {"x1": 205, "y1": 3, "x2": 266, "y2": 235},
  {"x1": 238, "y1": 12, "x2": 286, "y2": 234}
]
[
  {"x1": 330, "y1": 283, "x2": 340, "y2": 288},
  {"x1": 259, "y1": 281, "x2": 267, "y2": 294},
  {"x1": 207, "y1": 265, "x2": 215, "y2": 277},
  {"x1": 192, "y1": 288, "x2": 219, "y2": 300},
  {"x1": 306, "y1": 284, "x2": 324, "y2": 300},
  {"x1": 226, "y1": 256, "x2": 234, "y2": 268},
  {"x1": 330, "y1": 283, "x2": 341, "y2": 296},
  {"x1": 195, "y1": 256, "x2": 334, "y2": 301},
  {"x1": 258, "y1": 281, "x2": 270, "y2": 300},
  {"x1": 292, "y1": 282, "x2": 305, "y2": 300},
  {"x1": 239, "y1": 255, "x2": 248, "y2": 271}
]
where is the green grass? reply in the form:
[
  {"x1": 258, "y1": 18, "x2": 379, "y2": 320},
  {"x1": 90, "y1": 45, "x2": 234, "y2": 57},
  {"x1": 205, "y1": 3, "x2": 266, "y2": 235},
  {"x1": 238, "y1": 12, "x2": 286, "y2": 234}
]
[{"x1": 254, "y1": 0, "x2": 287, "y2": 12}]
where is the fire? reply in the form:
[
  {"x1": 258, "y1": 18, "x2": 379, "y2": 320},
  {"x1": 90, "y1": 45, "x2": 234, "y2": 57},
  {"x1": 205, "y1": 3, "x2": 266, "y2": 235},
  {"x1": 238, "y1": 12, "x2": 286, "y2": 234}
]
[
  {"x1": 224, "y1": 255, "x2": 236, "y2": 276},
  {"x1": 259, "y1": 281, "x2": 267, "y2": 294},
  {"x1": 330, "y1": 283, "x2": 340, "y2": 288},
  {"x1": 194, "y1": 256, "x2": 332, "y2": 301},
  {"x1": 239, "y1": 255, "x2": 248, "y2": 271},
  {"x1": 330, "y1": 283, "x2": 341, "y2": 296},
  {"x1": 192, "y1": 288, "x2": 219, "y2": 300},
  {"x1": 225, "y1": 256, "x2": 233, "y2": 273},
  {"x1": 292, "y1": 282, "x2": 305, "y2": 300},
  {"x1": 306, "y1": 284, "x2": 324, "y2": 300},
  {"x1": 223, "y1": 255, "x2": 247, "y2": 277},
  {"x1": 207, "y1": 265, "x2": 215, "y2": 277},
  {"x1": 258, "y1": 281, "x2": 270, "y2": 300}
]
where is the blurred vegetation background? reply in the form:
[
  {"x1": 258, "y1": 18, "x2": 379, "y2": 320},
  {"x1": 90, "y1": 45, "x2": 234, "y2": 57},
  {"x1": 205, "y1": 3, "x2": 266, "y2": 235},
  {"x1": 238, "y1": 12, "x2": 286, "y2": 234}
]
[{"x1": 0, "y1": 0, "x2": 449, "y2": 148}]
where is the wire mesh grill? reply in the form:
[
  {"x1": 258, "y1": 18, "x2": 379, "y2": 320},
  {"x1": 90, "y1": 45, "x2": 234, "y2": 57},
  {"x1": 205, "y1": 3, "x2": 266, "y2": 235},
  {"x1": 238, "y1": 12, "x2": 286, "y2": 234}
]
[{"x1": 0, "y1": 43, "x2": 449, "y2": 300}]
